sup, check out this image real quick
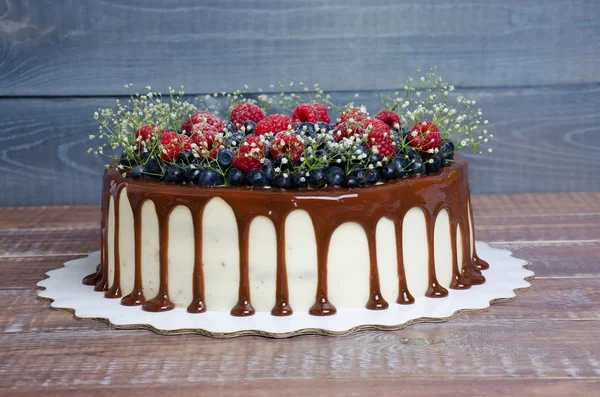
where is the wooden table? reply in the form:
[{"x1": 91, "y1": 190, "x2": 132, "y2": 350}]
[{"x1": 2, "y1": 193, "x2": 599, "y2": 396}]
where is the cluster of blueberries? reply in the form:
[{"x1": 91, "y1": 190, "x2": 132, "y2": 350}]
[{"x1": 119, "y1": 121, "x2": 455, "y2": 189}]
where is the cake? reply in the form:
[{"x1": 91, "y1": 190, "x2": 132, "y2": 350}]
[{"x1": 84, "y1": 73, "x2": 491, "y2": 317}]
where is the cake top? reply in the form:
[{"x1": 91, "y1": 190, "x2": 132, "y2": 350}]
[{"x1": 90, "y1": 69, "x2": 491, "y2": 190}]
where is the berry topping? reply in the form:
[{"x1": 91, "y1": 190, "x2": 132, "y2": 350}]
[
  {"x1": 312, "y1": 103, "x2": 331, "y2": 124},
  {"x1": 189, "y1": 123, "x2": 224, "y2": 159},
  {"x1": 163, "y1": 164, "x2": 185, "y2": 184},
  {"x1": 232, "y1": 135, "x2": 266, "y2": 173},
  {"x1": 230, "y1": 103, "x2": 265, "y2": 129},
  {"x1": 255, "y1": 114, "x2": 293, "y2": 136},
  {"x1": 374, "y1": 110, "x2": 401, "y2": 130},
  {"x1": 333, "y1": 107, "x2": 368, "y2": 142},
  {"x1": 363, "y1": 119, "x2": 397, "y2": 159},
  {"x1": 160, "y1": 131, "x2": 191, "y2": 162},
  {"x1": 225, "y1": 167, "x2": 246, "y2": 186},
  {"x1": 292, "y1": 104, "x2": 319, "y2": 123},
  {"x1": 135, "y1": 125, "x2": 160, "y2": 149},
  {"x1": 182, "y1": 111, "x2": 224, "y2": 134},
  {"x1": 326, "y1": 166, "x2": 345, "y2": 187},
  {"x1": 246, "y1": 169, "x2": 268, "y2": 187},
  {"x1": 408, "y1": 121, "x2": 443, "y2": 153},
  {"x1": 197, "y1": 168, "x2": 225, "y2": 186},
  {"x1": 270, "y1": 131, "x2": 305, "y2": 163},
  {"x1": 308, "y1": 168, "x2": 327, "y2": 189}
]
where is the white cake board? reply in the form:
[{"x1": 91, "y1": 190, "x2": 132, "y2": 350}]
[{"x1": 37, "y1": 241, "x2": 533, "y2": 338}]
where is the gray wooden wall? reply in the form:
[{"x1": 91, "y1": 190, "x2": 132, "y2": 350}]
[{"x1": 0, "y1": 0, "x2": 598, "y2": 206}]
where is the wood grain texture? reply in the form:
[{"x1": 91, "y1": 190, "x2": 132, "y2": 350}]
[
  {"x1": 0, "y1": 0, "x2": 598, "y2": 95},
  {"x1": 3, "y1": 379, "x2": 600, "y2": 397},
  {"x1": 1, "y1": 85, "x2": 599, "y2": 206},
  {"x1": 1, "y1": 196, "x2": 599, "y2": 395}
]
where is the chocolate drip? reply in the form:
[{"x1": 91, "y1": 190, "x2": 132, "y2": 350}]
[
  {"x1": 187, "y1": 208, "x2": 207, "y2": 313},
  {"x1": 271, "y1": 218, "x2": 293, "y2": 316},
  {"x1": 393, "y1": 219, "x2": 414, "y2": 304},
  {"x1": 121, "y1": 201, "x2": 145, "y2": 306},
  {"x1": 104, "y1": 186, "x2": 124, "y2": 299},
  {"x1": 364, "y1": 223, "x2": 389, "y2": 310},
  {"x1": 82, "y1": 263, "x2": 102, "y2": 286},
  {"x1": 92, "y1": 182, "x2": 111, "y2": 292},
  {"x1": 92, "y1": 154, "x2": 487, "y2": 316}
]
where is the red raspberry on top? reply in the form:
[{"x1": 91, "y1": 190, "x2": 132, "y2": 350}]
[
  {"x1": 375, "y1": 110, "x2": 401, "y2": 130},
  {"x1": 333, "y1": 107, "x2": 368, "y2": 142},
  {"x1": 292, "y1": 104, "x2": 319, "y2": 123},
  {"x1": 230, "y1": 103, "x2": 265, "y2": 129},
  {"x1": 190, "y1": 123, "x2": 224, "y2": 159},
  {"x1": 255, "y1": 114, "x2": 292, "y2": 136},
  {"x1": 135, "y1": 124, "x2": 161, "y2": 149},
  {"x1": 232, "y1": 135, "x2": 266, "y2": 173},
  {"x1": 312, "y1": 103, "x2": 331, "y2": 124},
  {"x1": 160, "y1": 131, "x2": 192, "y2": 162},
  {"x1": 363, "y1": 119, "x2": 397, "y2": 159},
  {"x1": 182, "y1": 111, "x2": 224, "y2": 134},
  {"x1": 271, "y1": 131, "x2": 305, "y2": 163},
  {"x1": 292, "y1": 103, "x2": 331, "y2": 124},
  {"x1": 409, "y1": 121, "x2": 442, "y2": 153}
]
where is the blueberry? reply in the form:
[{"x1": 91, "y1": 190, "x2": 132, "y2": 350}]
[
  {"x1": 380, "y1": 163, "x2": 399, "y2": 181},
  {"x1": 308, "y1": 168, "x2": 327, "y2": 189},
  {"x1": 243, "y1": 121, "x2": 256, "y2": 135},
  {"x1": 425, "y1": 154, "x2": 443, "y2": 174},
  {"x1": 355, "y1": 170, "x2": 367, "y2": 186},
  {"x1": 274, "y1": 155, "x2": 293, "y2": 172},
  {"x1": 352, "y1": 145, "x2": 368, "y2": 162},
  {"x1": 262, "y1": 160, "x2": 274, "y2": 181},
  {"x1": 271, "y1": 173, "x2": 292, "y2": 189},
  {"x1": 291, "y1": 172, "x2": 308, "y2": 188},
  {"x1": 364, "y1": 168, "x2": 381, "y2": 185},
  {"x1": 440, "y1": 141, "x2": 455, "y2": 161},
  {"x1": 226, "y1": 121, "x2": 237, "y2": 133},
  {"x1": 163, "y1": 165, "x2": 185, "y2": 184},
  {"x1": 187, "y1": 167, "x2": 202, "y2": 183},
  {"x1": 370, "y1": 153, "x2": 383, "y2": 165},
  {"x1": 349, "y1": 164, "x2": 365, "y2": 176},
  {"x1": 326, "y1": 166, "x2": 345, "y2": 187},
  {"x1": 342, "y1": 175, "x2": 359, "y2": 188},
  {"x1": 217, "y1": 149, "x2": 234, "y2": 169},
  {"x1": 143, "y1": 158, "x2": 164, "y2": 177},
  {"x1": 226, "y1": 132, "x2": 245, "y2": 149},
  {"x1": 177, "y1": 150, "x2": 195, "y2": 164},
  {"x1": 393, "y1": 156, "x2": 410, "y2": 177},
  {"x1": 315, "y1": 122, "x2": 332, "y2": 133},
  {"x1": 197, "y1": 168, "x2": 224, "y2": 186},
  {"x1": 295, "y1": 122, "x2": 316, "y2": 138},
  {"x1": 130, "y1": 164, "x2": 144, "y2": 179},
  {"x1": 225, "y1": 167, "x2": 246, "y2": 186},
  {"x1": 408, "y1": 158, "x2": 427, "y2": 175},
  {"x1": 247, "y1": 169, "x2": 268, "y2": 187},
  {"x1": 119, "y1": 152, "x2": 133, "y2": 167}
]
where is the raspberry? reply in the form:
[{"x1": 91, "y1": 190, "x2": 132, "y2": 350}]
[
  {"x1": 364, "y1": 119, "x2": 396, "y2": 159},
  {"x1": 160, "y1": 131, "x2": 192, "y2": 162},
  {"x1": 312, "y1": 103, "x2": 331, "y2": 124},
  {"x1": 409, "y1": 121, "x2": 442, "y2": 153},
  {"x1": 134, "y1": 125, "x2": 161, "y2": 149},
  {"x1": 292, "y1": 104, "x2": 319, "y2": 123},
  {"x1": 232, "y1": 135, "x2": 266, "y2": 173},
  {"x1": 230, "y1": 103, "x2": 265, "y2": 129},
  {"x1": 190, "y1": 123, "x2": 224, "y2": 159},
  {"x1": 375, "y1": 111, "x2": 401, "y2": 130},
  {"x1": 270, "y1": 131, "x2": 305, "y2": 163},
  {"x1": 333, "y1": 107, "x2": 368, "y2": 142},
  {"x1": 255, "y1": 114, "x2": 292, "y2": 136},
  {"x1": 182, "y1": 111, "x2": 224, "y2": 134}
]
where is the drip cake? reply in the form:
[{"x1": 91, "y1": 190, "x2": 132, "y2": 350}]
[{"x1": 83, "y1": 74, "x2": 493, "y2": 320}]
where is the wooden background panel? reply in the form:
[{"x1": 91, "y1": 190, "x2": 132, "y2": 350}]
[
  {"x1": 0, "y1": 0, "x2": 598, "y2": 96},
  {"x1": 0, "y1": 85, "x2": 599, "y2": 206}
]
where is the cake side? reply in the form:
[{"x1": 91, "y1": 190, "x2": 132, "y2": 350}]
[{"x1": 84, "y1": 154, "x2": 489, "y2": 316}]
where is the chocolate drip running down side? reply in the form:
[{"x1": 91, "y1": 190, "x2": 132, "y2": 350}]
[{"x1": 83, "y1": 154, "x2": 486, "y2": 316}]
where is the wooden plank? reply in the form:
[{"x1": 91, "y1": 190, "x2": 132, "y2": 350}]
[
  {"x1": 1, "y1": 84, "x2": 599, "y2": 206},
  {"x1": 0, "y1": 0, "x2": 598, "y2": 96},
  {"x1": 3, "y1": 379, "x2": 600, "y2": 397},
  {"x1": 0, "y1": 228, "x2": 99, "y2": 257},
  {"x1": 1, "y1": 319, "x2": 599, "y2": 388},
  {"x1": 2, "y1": 277, "x2": 598, "y2": 334}
]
